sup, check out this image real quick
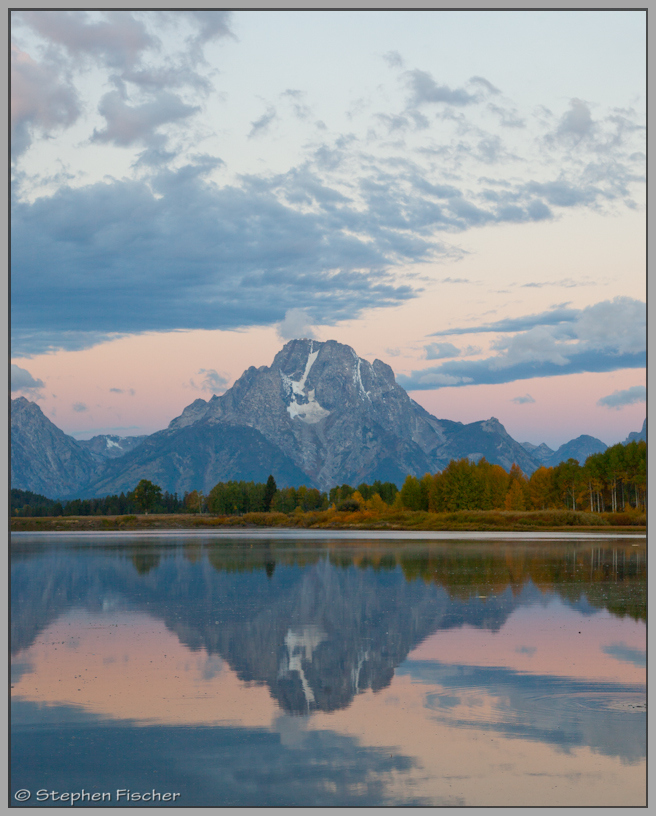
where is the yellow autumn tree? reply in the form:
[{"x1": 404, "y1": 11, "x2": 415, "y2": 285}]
[
  {"x1": 528, "y1": 466, "x2": 556, "y2": 510},
  {"x1": 504, "y1": 479, "x2": 526, "y2": 510}
]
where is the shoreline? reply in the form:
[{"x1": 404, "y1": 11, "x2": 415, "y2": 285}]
[
  {"x1": 10, "y1": 529, "x2": 646, "y2": 540},
  {"x1": 10, "y1": 511, "x2": 646, "y2": 536}
]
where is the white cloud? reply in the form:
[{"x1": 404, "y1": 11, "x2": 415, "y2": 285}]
[
  {"x1": 194, "y1": 369, "x2": 229, "y2": 393},
  {"x1": 248, "y1": 106, "x2": 277, "y2": 139},
  {"x1": 17, "y1": 10, "x2": 153, "y2": 70},
  {"x1": 400, "y1": 297, "x2": 645, "y2": 391},
  {"x1": 425, "y1": 342, "x2": 460, "y2": 360},
  {"x1": 575, "y1": 298, "x2": 645, "y2": 354},
  {"x1": 382, "y1": 50, "x2": 404, "y2": 69},
  {"x1": 556, "y1": 98, "x2": 594, "y2": 141},
  {"x1": 415, "y1": 373, "x2": 473, "y2": 386},
  {"x1": 11, "y1": 45, "x2": 80, "y2": 157},
  {"x1": 11, "y1": 363, "x2": 44, "y2": 392},
  {"x1": 277, "y1": 309, "x2": 317, "y2": 341},
  {"x1": 597, "y1": 385, "x2": 645, "y2": 410},
  {"x1": 489, "y1": 297, "x2": 645, "y2": 369},
  {"x1": 10, "y1": 12, "x2": 645, "y2": 361},
  {"x1": 490, "y1": 325, "x2": 571, "y2": 369},
  {"x1": 92, "y1": 90, "x2": 200, "y2": 147}
]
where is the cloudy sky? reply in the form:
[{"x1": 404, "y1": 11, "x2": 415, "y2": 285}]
[{"x1": 11, "y1": 10, "x2": 646, "y2": 448}]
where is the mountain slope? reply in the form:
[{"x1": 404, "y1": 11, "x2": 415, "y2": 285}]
[
  {"x1": 85, "y1": 418, "x2": 312, "y2": 497},
  {"x1": 544, "y1": 435, "x2": 608, "y2": 467},
  {"x1": 623, "y1": 419, "x2": 647, "y2": 444},
  {"x1": 10, "y1": 398, "x2": 100, "y2": 498},
  {"x1": 520, "y1": 441, "x2": 555, "y2": 465},
  {"x1": 437, "y1": 417, "x2": 541, "y2": 475}
]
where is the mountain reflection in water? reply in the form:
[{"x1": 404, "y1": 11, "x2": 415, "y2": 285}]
[{"x1": 11, "y1": 535, "x2": 646, "y2": 807}]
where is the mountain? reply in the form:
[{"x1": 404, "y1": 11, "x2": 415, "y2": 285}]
[
  {"x1": 12, "y1": 339, "x2": 547, "y2": 498},
  {"x1": 435, "y1": 417, "x2": 541, "y2": 476},
  {"x1": 10, "y1": 397, "x2": 100, "y2": 499},
  {"x1": 520, "y1": 441, "x2": 555, "y2": 465},
  {"x1": 86, "y1": 419, "x2": 312, "y2": 497},
  {"x1": 85, "y1": 338, "x2": 463, "y2": 495},
  {"x1": 170, "y1": 339, "x2": 469, "y2": 489},
  {"x1": 76, "y1": 434, "x2": 146, "y2": 462},
  {"x1": 523, "y1": 424, "x2": 647, "y2": 469},
  {"x1": 88, "y1": 339, "x2": 546, "y2": 497},
  {"x1": 543, "y1": 435, "x2": 608, "y2": 467},
  {"x1": 623, "y1": 419, "x2": 647, "y2": 444}
]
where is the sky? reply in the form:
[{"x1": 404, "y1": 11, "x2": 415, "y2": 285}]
[{"x1": 10, "y1": 9, "x2": 646, "y2": 449}]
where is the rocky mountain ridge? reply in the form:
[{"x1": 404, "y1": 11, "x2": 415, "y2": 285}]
[
  {"x1": 11, "y1": 339, "x2": 645, "y2": 499},
  {"x1": 623, "y1": 418, "x2": 647, "y2": 445},
  {"x1": 76, "y1": 433, "x2": 147, "y2": 462},
  {"x1": 521, "y1": 434, "x2": 610, "y2": 468},
  {"x1": 165, "y1": 339, "x2": 469, "y2": 490}
]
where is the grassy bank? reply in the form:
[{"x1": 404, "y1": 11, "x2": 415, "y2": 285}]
[{"x1": 10, "y1": 508, "x2": 646, "y2": 533}]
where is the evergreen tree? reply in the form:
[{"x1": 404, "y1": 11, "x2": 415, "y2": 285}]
[{"x1": 263, "y1": 475, "x2": 277, "y2": 511}]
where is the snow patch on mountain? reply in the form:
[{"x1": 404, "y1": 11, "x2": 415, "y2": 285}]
[
  {"x1": 353, "y1": 355, "x2": 371, "y2": 401},
  {"x1": 281, "y1": 342, "x2": 331, "y2": 424}
]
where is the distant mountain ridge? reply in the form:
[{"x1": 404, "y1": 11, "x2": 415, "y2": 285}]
[
  {"x1": 521, "y1": 435, "x2": 609, "y2": 468},
  {"x1": 10, "y1": 340, "x2": 647, "y2": 499},
  {"x1": 76, "y1": 434, "x2": 147, "y2": 462},
  {"x1": 623, "y1": 419, "x2": 647, "y2": 444},
  {"x1": 520, "y1": 441, "x2": 555, "y2": 465}
]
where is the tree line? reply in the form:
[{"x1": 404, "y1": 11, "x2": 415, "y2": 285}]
[
  {"x1": 10, "y1": 485, "x2": 184, "y2": 517},
  {"x1": 10, "y1": 438, "x2": 646, "y2": 517},
  {"x1": 204, "y1": 477, "x2": 399, "y2": 514},
  {"x1": 11, "y1": 477, "x2": 399, "y2": 517},
  {"x1": 395, "y1": 440, "x2": 646, "y2": 513}
]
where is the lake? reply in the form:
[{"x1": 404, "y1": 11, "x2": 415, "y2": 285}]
[{"x1": 11, "y1": 531, "x2": 646, "y2": 807}]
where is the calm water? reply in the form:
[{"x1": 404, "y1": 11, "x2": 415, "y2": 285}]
[{"x1": 11, "y1": 532, "x2": 646, "y2": 807}]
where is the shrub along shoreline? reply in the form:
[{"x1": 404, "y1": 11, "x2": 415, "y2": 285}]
[{"x1": 10, "y1": 507, "x2": 646, "y2": 533}]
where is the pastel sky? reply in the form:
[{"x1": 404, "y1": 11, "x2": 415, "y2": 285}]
[{"x1": 11, "y1": 10, "x2": 646, "y2": 449}]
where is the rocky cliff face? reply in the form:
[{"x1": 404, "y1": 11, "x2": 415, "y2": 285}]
[
  {"x1": 167, "y1": 339, "x2": 465, "y2": 492},
  {"x1": 10, "y1": 397, "x2": 100, "y2": 498}
]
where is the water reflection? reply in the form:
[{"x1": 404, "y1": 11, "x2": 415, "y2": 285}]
[
  {"x1": 11, "y1": 535, "x2": 646, "y2": 807},
  {"x1": 402, "y1": 661, "x2": 645, "y2": 760},
  {"x1": 12, "y1": 698, "x2": 425, "y2": 807}
]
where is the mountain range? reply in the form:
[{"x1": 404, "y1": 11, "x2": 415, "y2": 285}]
[
  {"x1": 520, "y1": 435, "x2": 609, "y2": 469},
  {"x1": 10, "y1": 338, "x2": 644, "y2": 500}
]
